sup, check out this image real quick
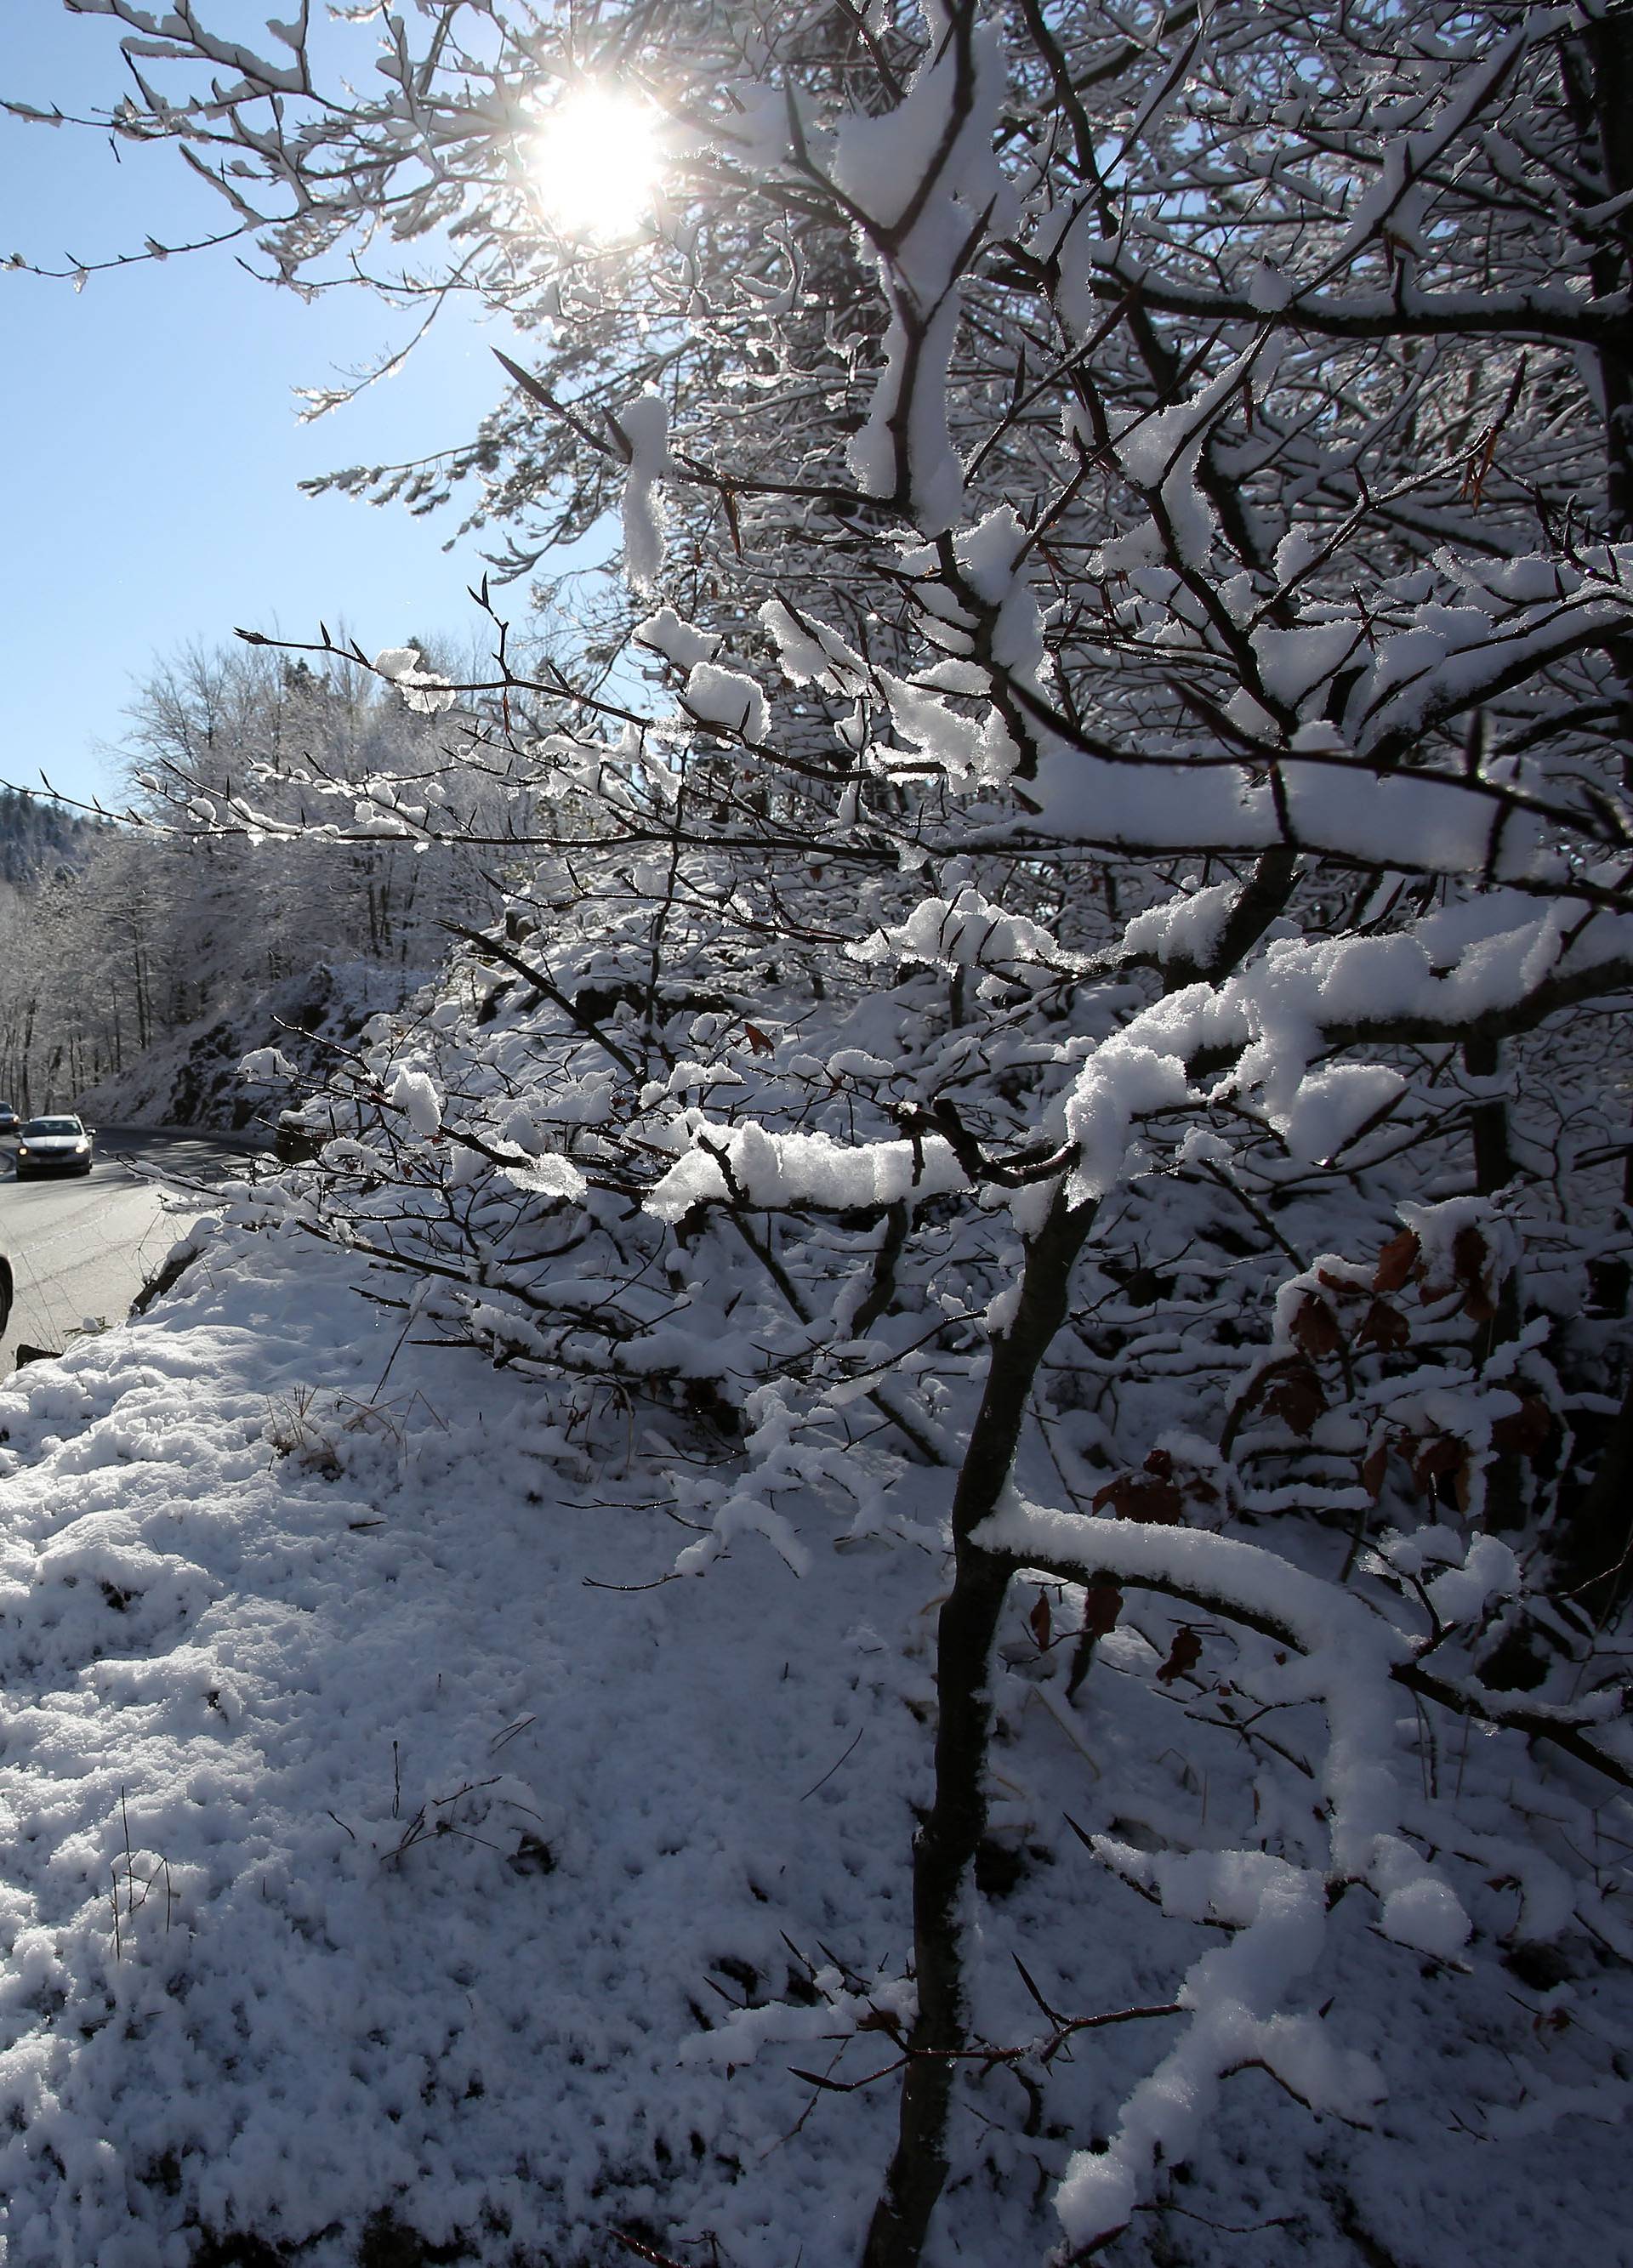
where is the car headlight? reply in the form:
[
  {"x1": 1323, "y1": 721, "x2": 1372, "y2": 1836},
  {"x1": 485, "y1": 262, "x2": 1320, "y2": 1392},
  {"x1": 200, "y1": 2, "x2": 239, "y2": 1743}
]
[
  {"x1": 16, "y1": 1146, "x2": 30, "y2": 1157},
  {"x1": 74, "y1": 1140, "x2": 88, "y2": 1151}
]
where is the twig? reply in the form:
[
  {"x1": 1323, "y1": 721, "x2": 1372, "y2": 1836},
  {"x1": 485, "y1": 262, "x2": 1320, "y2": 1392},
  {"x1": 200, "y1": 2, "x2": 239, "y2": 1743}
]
[
  {"x1": 610, "y1": 2232, "x2": 696, "y2": 2268},
  {"x1": 799, "y1": 1725, "x2": 865, "y2": 1801}
]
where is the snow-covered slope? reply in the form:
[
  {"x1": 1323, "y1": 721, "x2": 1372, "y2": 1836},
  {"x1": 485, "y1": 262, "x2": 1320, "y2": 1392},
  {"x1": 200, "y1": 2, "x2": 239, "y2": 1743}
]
[
  {"x1": 76, "y1": 963, "x2": 424, "y2": 1138},
  {"x1": 0, "y1": 1223, "x2": 930, "y2": 2267},
  {"x1": 0, "y1": 1224, "x2": 1626, "y2": 2267}
]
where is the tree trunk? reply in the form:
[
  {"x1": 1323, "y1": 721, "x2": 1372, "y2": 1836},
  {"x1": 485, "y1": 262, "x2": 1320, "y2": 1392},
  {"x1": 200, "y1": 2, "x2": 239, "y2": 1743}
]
[
  {"x1": 863, "y1": 1187, "x2": 1095, "y2": 2268},
  {"x1": 1464, "y1": 1033, "x2": 1525, "y2": 1530},
  {"x1": 1564, "y1": 17, "x2": 1633, "y2": 777}
]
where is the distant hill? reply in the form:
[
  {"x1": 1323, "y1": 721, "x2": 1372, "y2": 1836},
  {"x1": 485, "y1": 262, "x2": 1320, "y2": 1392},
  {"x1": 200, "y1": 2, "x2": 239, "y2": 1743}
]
[{"x1": 0, "y1": 785, "x2": 108, "y2": 885}]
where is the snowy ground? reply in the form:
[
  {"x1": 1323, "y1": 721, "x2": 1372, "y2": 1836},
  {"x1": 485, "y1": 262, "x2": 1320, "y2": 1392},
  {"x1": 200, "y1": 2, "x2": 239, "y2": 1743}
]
[{"x1": 0, "y1": 1220, "x2": 1625, "y2": 2267}]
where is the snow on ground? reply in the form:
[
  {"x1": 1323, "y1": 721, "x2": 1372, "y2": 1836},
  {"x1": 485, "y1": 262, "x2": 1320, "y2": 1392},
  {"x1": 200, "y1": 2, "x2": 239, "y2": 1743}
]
[
  {"x1": 0, "y1": 1223, "x2": 1625, "y2": 2266},
  {"x1": 0, "y1": 1224, "x2": 933, "y2": 2268}
]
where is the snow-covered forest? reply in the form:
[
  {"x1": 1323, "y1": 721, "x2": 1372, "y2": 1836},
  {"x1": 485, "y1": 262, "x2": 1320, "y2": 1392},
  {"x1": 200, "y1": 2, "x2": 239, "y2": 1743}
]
[
  {"x1": 0, "y1": 3, "x2": 1630, "y2": 2265},
  {"x1": 0, "y1": 645, "x2": 519, "y2": 1120}
]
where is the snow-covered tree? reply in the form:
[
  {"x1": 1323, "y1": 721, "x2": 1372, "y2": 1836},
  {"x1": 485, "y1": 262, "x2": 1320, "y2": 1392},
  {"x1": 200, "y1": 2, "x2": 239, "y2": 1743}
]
[
  {"x1": 0, "y1": 641, "x2": 528, "y2": 1118},
  {"x1": 119, "y1": 639, "x2": 521, "y2": 993},
  {"x1": 27, "y1": 3, "x2": 1633, "y2": 2261}
]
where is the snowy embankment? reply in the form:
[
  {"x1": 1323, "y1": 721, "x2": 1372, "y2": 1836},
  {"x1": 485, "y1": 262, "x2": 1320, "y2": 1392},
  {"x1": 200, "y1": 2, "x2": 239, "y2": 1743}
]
[
  {"x1": 76, "y1": 963, "x2": 420, "y2": 1138},
  {"x1": 0, "y1": 1224, "x2": 1624, "y2": 2267},
  {"x1": 0, "y1": 1225, "x2": 930, "y2": 2266}
]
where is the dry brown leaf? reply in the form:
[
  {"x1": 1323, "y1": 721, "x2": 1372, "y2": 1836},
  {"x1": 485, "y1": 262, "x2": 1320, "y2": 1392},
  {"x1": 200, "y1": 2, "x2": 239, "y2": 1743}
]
[
  {"x1": 1260, "y1": 1361, "x2": 1328, "y2": 1436},
  {"x1": 1355, "y1": 1298, "x2": 1410, "y2": 1353},
  {"x1": 1491, "y1": 1396, "x2": 1553, "y2": 1460},
  {"x1": 1156, "y1": 1629, "x2": 1203, "y2": 1685},
  {"x1": 1291, "y1": 1293, "x2": 1344, "y2": 1360},
  {"x1": 1374, "y1": 1229, "x2": 1421, "y2": 1295},
  {"x1": 1082, "y1": 1581, "x2": 1123, "y2": 1640},
  {"x1": 1093, "y1": 1471, "x2": 1186, "y2": 1523}
]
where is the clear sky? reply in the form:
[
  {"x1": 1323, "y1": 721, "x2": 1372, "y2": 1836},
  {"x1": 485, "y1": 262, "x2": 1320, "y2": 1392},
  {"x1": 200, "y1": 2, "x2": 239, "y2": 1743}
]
[{"x1": 0, "y1": 9, "x2": 527, "y2": 806}]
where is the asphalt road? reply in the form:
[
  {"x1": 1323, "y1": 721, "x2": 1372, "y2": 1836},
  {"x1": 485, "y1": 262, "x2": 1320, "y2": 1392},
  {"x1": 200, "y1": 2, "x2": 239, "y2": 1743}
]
[{"x1": 0, "y1": 1127, "x2": 264, "y2": 1373}]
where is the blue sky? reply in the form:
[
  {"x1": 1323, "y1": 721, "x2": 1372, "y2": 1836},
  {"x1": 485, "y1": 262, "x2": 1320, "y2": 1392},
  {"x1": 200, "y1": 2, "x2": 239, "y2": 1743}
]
[{"x1": 1, "y1": 9, "x2": 531, "y2": 804}]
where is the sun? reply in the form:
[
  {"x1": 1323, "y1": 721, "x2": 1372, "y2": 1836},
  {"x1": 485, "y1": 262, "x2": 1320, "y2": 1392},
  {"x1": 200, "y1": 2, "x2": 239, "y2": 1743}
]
[{"x1": 528, "y1": 85, "x2": 662, "y2": 241}]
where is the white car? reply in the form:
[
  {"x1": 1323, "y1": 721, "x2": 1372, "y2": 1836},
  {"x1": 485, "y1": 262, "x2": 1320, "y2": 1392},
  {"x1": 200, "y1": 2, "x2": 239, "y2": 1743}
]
[{"x1": 14, "y1": 1116, "x2": 94, "y2": 1179}]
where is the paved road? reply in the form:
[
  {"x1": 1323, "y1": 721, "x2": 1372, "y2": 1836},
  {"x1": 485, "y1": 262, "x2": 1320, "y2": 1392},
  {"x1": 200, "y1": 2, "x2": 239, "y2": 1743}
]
[{"x1": 0, "y1": 1128, "x2": 264, "y2": 1373}]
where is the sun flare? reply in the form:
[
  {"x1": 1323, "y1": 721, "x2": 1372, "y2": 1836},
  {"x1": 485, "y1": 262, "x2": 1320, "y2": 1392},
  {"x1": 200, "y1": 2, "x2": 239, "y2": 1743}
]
[{"x1": 528, "y1": 85, "x2": 661, "y2": 240}]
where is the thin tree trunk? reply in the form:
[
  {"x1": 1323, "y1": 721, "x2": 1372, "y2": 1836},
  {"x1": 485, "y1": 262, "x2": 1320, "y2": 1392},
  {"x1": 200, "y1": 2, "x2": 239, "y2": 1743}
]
[
  {"x1": 1564, "y1": 18, "x2": 1633, "y2": 776},
  {"x1": 1464, "y1": 1033, "x2": 1524, "y2": 1530},
  {"x1": 1556, "y1": 1373, "x2": 1633, "y2": 1623},
  {"x1": 863, "y1": 1186, "x2": 1095, "y2": 2268}
]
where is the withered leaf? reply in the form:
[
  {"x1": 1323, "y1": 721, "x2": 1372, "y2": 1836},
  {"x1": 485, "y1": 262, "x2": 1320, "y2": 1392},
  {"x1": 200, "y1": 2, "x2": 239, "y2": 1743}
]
[
  {"x1": 1028, "y1": 1588, "x2": 1053, "y2": 1651},
  {"x1": 1355, "y1": 1298, "x2": 1410, "y2": 1353},
  {"x1": 1081, "y1": 1581, "x2": 1123, "y2": 1640},
  {"x1": 1156, "y1": 1628, "x2": 1204, "y2": 1685},
  {"x1": 1419, "y1": 1224, "x2": 1494, "y2": 1311},
  {"x1": 1452, "y1": 1223, "x2": 1490, "y2": 1292},
  {"x1": 1093, "y1": 1471, "x2": 1186, "y2": 1523},
  {"x1": 1409, "y1": 1433, "x2": 1468, "y2": 1502},
  {"x1": 1374, "y1": 1229, "x2": 1421, "y2": 1295},
  {"x1": 1291, "y1": 1293, "x2": 1344, "y2": 1360},
  {"x1": 1491, "y1": 1395, "x2": 1553, "y2": 1460},
  {"x1": 1260, "y1": 1361, "x2": 1329, "y2": 1437},
  {"x1": 1451, "y1": 1223, "x2": 1499, "y2": 1321}
]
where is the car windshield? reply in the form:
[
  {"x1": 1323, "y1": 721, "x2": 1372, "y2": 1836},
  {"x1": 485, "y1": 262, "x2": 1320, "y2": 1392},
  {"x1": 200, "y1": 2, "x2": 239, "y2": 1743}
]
[{"x1": 20, "y1": 1119, "x2": 83, "y2": 1138}]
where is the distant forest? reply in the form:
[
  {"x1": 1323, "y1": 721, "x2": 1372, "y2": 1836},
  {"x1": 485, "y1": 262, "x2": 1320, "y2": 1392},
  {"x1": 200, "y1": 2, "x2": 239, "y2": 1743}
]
[{"x1": 0, "y1": 785, "x2": 107, "y2": 887}]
